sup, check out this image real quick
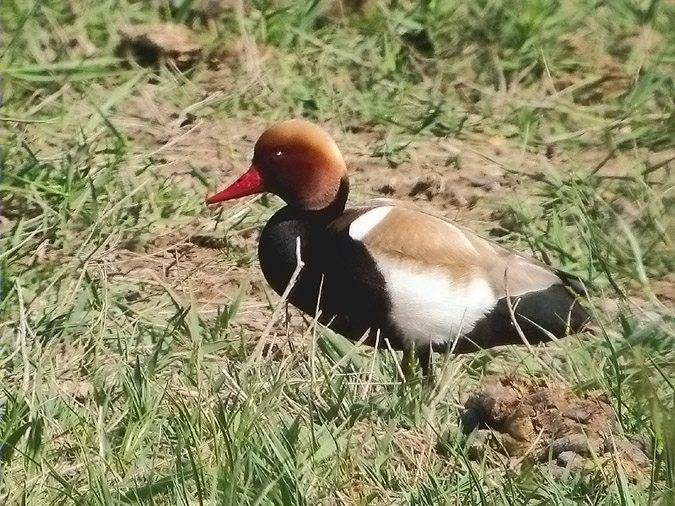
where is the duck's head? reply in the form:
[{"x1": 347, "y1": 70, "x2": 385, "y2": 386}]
[{"x1": 207, "y1": 119, "x2": 347, "y2": 211}]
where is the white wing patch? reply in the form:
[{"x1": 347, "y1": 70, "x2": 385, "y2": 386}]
[
  {"x1": 376, "y1": 257, "x2": 496, "y2": 347},
  {"x1": 349, "y1": 206, "x2": 393, "y2": 240}
]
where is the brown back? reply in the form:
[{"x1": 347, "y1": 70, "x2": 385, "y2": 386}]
[{"x1": 332, "y1": 203, "x2": 561, "y2": 297}]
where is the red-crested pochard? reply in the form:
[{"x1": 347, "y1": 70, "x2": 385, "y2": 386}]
[{"x1": 207, "y1": 119, "x2": 589, "y2": 376}]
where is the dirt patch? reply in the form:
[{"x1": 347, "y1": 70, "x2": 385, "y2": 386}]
[
  {"x1": 106, "y1": 216, "x2": 311, "y2": 346},
  {"x1": 111, "y1": 219, "x2": 255, "y2": 305},
  {"x1": 116, "y1": 84, "x2": 263, "y2": 194},
  {"x1": 337, "y1": 129, "x2": 547, "y2": 227},
  {"x1": 118, "y1": 24, "x2": 202, "y2": 68},
  {"x1": 117, "y1": 78, "x2": 555, "y2": 228},
  {"x1": 460, "y1": 376, "x2": 650, "y2": 482}
]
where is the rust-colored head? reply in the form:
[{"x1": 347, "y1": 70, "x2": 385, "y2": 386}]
[{"x1": 207, "y1": 119, "x2": 347, "y2": 210}]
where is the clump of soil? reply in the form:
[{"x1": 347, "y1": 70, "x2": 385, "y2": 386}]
[
  {"x1": 118, "y1": 24, "x2": 201, "y2": 68},
  {"x1": 460, "y1": 376, "x2": 650, "y2": 481}
]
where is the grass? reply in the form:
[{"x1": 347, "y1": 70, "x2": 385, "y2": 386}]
[{"x1": 1, "y1": 0, "x2": 674, "y2": 503}]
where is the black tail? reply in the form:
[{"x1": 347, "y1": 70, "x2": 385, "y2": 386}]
[{"x1": 554, "y1": 269, "x2": 593, "y2": 297}]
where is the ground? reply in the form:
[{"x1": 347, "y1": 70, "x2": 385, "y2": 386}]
[{"x1": 2, "y1": 0, "x2": 674, "y2": 504}]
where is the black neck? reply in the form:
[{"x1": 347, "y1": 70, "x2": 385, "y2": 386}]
[{"x1": 293, "y1": 176, "x2": 349, "y2": 223}]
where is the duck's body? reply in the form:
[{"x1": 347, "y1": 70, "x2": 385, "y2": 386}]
[
  {"x1": 258, "y1": 193, "x2": 588, "y2": 359},
  {"x1": 208, "y1": 119, "x2": 589, "y2": 374}
]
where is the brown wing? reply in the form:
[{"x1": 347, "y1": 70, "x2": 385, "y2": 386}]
[{"x1": 333, "y1": 204, "x2": 561, "y2": 298}]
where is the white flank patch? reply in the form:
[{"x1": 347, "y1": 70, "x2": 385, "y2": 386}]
[
  {"x1": 377, "y1": 258, "x2": 496, "y2": 347},
  {"x1": 349, "y1": 206, "x2": 393, "y2": 240}
]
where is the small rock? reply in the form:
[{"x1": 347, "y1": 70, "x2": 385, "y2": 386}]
[
  {"x1": 500, "y1": 433, "x2": 531, "y2": 457},
  {"x1": 190, "y1": 233, "x2": 228, "y2": 249},
  {"x1": 550, "y1": 433, "x2": 601, "y2": 457},
  {"x1": 465, "y1": 429, "x2": 491, "y2": 460},
  {"x1": 556, "y1": 451, "x2": 585, "y2": 471},
  {"x1": 60, "y1": 379, "x2": 92, "y2": 404},
  {"x1": 503, "y1": 405, "x2": 536, "y2": 441},
  {"x1": 548, "y1": 463, "x2": 570, "y2": 480},
  {"x1": 626, "y1": 435, "x2": 651, "y2": 457},
  {"x1": 260, "y1": 342, "x2": 284, "y2": 360},
  {"x1": 377, "y1": 184, "x2": 396, "y2": 196},
  {"x1": 444, "y1": 146, "x2": 462, "y2": 169},
  {"x1": 124, "y1": 290, "x2": 141, "y2": 302},
  {"x1": 409, "y1": 179, "x2": 433, "y2": 198},
  {"x1": 603, "y1": 435, "x2": 651, "y2": 469},
  {"x1": 563, "y1": 406, "x2": 595, "y2": 423},
  {"x1": 118, "y1": 24, "x2": 201, "y2": 68},
  {"x1": 446, "y1": 190, "x2": 469, "y2": 208}
]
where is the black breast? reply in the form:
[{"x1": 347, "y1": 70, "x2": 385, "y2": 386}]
[{"x1": 258, "y1": 206, "x2": 393, "y2": 346}]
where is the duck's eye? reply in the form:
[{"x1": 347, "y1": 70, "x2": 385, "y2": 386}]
[{"x1": 273, "y1": 149, "x2": 283, "y2": 159}]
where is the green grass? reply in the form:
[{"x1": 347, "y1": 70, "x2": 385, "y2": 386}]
[{"x1": 1, "y1": 0, "x2": 674, "y2": 503}]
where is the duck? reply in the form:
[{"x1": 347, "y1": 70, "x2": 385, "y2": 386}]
[{"x1": 207, "y1": 119, "x2": 590, "y2": 376}]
